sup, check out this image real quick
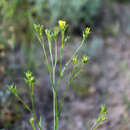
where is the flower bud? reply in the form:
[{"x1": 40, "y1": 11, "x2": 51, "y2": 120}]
[
  {"x1": 29, "y1": 117, "x2": 36, "y2": 129},
  {"x1": 58, "y1": 20, "x2": 66, "y2": 31},
  {"x1": 24, "y1": 71, "x2": 35, "y2": 86},
  {"x1": 8, "y1": 84, "x2": 17, "y2": 96},
  {"x1": 83, "y1": 27, "x2": 91, "y2": 40},
  {"x1": 81, "y1": 56, "x2": 88, "y2": 64},
  {"x1": 34, "y1": 24, "x2": 39, "y2": 32},
  {"x1": 72, "y1": 57, "x2": 78, "y2": 64}
]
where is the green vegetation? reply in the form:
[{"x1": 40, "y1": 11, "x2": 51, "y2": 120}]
[
  {"x1": 0, "y1": 0, "x2": 101, "y2": 47},
  {"x1": 8, "y1": 20, "x2": 107, "y2": 130},
  {"x1": 0, "y1": 0, "x2": 112, "y2": 129}
]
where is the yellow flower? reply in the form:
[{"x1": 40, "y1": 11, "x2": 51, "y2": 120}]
[
  {"x1": 81, "y1": 56, "x2": 88, "y2": 64},
  {"x1": 101, "y1": 116, "x2": 106, "y2": 121},
  {"x1": 29, "y1": 117, "x2": 34, "y2": 125},
  {"x1": 25, "y1": 71, "x2": 32, "y2": 78},
  {"x1": 85, "y1": 27, "x2": 90, "y2": 35},
  {"x1": 72, "y1": 57, "x2": 78, "y2": 64},
  {"x1": 58, "y1": 20, "x2": 66, "y2": 29},
  {"x1": 83, "y1": 27, "x2": 91, "y2": 40},
  {"x1": 30, "y1": 117, "x2": 34, "y2": 121}
]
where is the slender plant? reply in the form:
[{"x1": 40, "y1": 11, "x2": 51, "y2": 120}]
[
  {"x1": 8, "y1": 20, "x2": 107, "y2": 130},
  {"x1": 91, "y1": 104, "x2": 108, "y2": 130}
]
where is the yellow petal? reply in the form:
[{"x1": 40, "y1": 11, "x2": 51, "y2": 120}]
[{"x1": 58, "y1": 20, "x2": 66, "y2": 28}]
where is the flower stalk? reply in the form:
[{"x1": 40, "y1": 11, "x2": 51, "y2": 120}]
[{"x1": 8, "y1": 20, "x2": 107, "y2": 130}]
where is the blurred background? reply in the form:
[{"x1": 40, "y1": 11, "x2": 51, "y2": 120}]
[{"x1": 0, "y1": 0, "x2": 130, "y2": 129}]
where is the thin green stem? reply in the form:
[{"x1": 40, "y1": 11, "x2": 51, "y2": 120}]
[
  {"x1": 62, "y1": 39, "x2": 85, "y2": 73},
  {"x1": 33, "y1": 126, "x2": 36, "y2": 130},
  {"x1": 52, "y1": 83, "x2": 59, "y2": 130},
  {"x1": 35, "y1": 33, "x2": 51, "y2": 76},
  {"x1": 48, "y1": 38, "x2": 54, "y2": 68},
  {"x1": 52, "y1": 88, "x2": 56, "y2": 130},
  {"x1": 31, "y1": 85, "x2": 35, "y2": 113},
  {"x1": 61, "y1": 31, "x2": 65, "y2": 49},
  {"x1": 55, "y1": 96, "x2": 58, "y2": 130},
  {"x1": 59, "y1": 30, "x2": 65, "y2": 81},
  {"x1": 16, "y1": 95, "x2": 32, "y2": 112},
  {"x1": 58, "y1": 63, "x2": 84, "y2": 117},
  {"x1": 61, "y1": 31, "x2": 65, "y2": 66},
  {"x1": 54, "y1": 38, "x2": 58, "y2": 70},
  {"x1": 30, "y1": 85, "x2": 42, "y2": 130},
  {"x1": 56, "y1": 39, "x2": 85, "y2": 91},
  {"x1": 15, "y1": 90, "x2": 41, "y2": 129},
  {"x1": 52, "y1": 43, "x2": 59, "y2": 130},
  {"x1": 53, "y1": 89, "x2": 58, "y2": 130},
  {"x1": 36, "y1": 31, "x2": 57, "y2": 130},
  {"x1": 60, "y1": 48, "x2": 63, "y2": 73},
  {"x1": 59, "y1": 30, "x2": 64, "y2": 87},
  {"x1": 93, "y1": 121, "x2": 102, "y2": 130},
  {"x1": 36, "y1": 33, "x2": 54, "y2": 88}
]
